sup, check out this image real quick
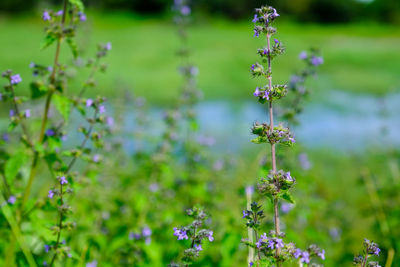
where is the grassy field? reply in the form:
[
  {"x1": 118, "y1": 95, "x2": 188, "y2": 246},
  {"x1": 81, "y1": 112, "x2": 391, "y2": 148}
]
[{"x1": 0, "y1": 11, "x2": 399, "y2": 104}]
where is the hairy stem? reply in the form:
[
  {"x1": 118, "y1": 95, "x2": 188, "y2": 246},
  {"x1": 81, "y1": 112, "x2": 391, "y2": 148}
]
[
  {"x1": 266, "y1": 32, "x2": 281, "y2": 264},
  {"x1": 49, "y1": 183, "x2": 64, "y2": 267}
]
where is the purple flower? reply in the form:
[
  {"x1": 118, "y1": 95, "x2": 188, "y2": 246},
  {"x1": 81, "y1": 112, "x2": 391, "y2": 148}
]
[
  {"x1": 242, "y1": 210, "x2": 249, "y2": 218},
  {"x1": 267, "y1": 239, "x2": 275, "y2": 249},
  {"x1": 105, "y1": 42, "x2": 112, "y2": 51},
  {"x1": 42, "y1": 11, "x2": 51, "y2": 21},
  {"x1": 24, "y1": 109, "x2": 31, "y2": 118},
  {"x1": 275, "y1": 238, "x2": 284, "y2": 248},
  {"x1": 99, "y1": 105, "x2": 106, "y2": 114},
  {"x1": 43, "y1": 261, "x2": 48, "y2": 266},
  {"x1": 106, "y1": 116, "x2": 114, "y2": 127},
  {"x1": 8, "y1": 196, "x2": 16, "y2": 204},
  {"x1": 300, "y1": 251, "x2": 310, "y2": 263},
  {"x1": 29, "y1": 62, "x2": 35, "y2": 68},
  {"x1": 129, "y1": 232, "x2": 141, "y2": 240},
  {"x1": 253, "y1": 28, "x2": 260, "y2": 37},
  {"x1": 48, "y1": 190, "x2": 54, "y2": 199},
  {"x1": 92, "y1": 154, "x2": 101, "y2": 163},
  {"x1": 3, "y1": 133, "x2": 9, "y2": 142},
  {"x1": 253, "y1": 87, "x2": 261, "y2": 97},
  {"x1": 311, "y1": 56, "x2": 324, "y2": 66},
  {"x1": 44, "y1": 244, "x2": 50, "y2": 253},
  {"x1": 10, "y1": 74, "x2": 22, "y2": 85},
  {"x1": 318, "y1": 249, "x2": 325, "y2": 260},
  {"x1": 78, "y1": 12, "x2": 87, "y2": 22},
  {"x1": 208, "y1": 231, "x2": 214, "y2": 242},
  {"x1": 56, "y1": 10, "x2": 63, "y2": 16},
  {"x1": 271, "y1": 8, "x2": 280, "y2": 18},
  {"x1": 47, "y1": 66, "x2": 53, "y2": 72},
  {"x1": 86, "y1": 261, "x2": 97, "y2": 267},
  {"x1": 9, "y1": 110, "x2": 15, "y2": 117},
  {"x1": 149, "y1": 183, "x2": 159, "y2": 192},
  {"x1": 173, "y1": 227, "x2": 188, "y2": 240},
  {"x1": 252, "y1": 14, "x2": 258, "y2": 23},
  {"x1": 86, "y1": 99, "x2": 93, "y2": 107},
  {"x1": 251, "y1": 64, "x2": 255, "y2": 71},
  {"x1": 280, "y1": 203, "x2": 294, "y2": 214},
  {"x1": 46, "y1": 129, "x2": 55, "y2": 136},
  {"x1": 299, "y1": 51, "x2": 307, "y2": 60},
  {"x1": 293, "y1": 249, "x2": 302, "y2": 258},
  {"x1": 249, "y1": 262, "x2": 254, "y2": 267},
  {"x1": 59, "y1": 176, "x2": 68, "y2": 185},
  {"x1": 263, "y1": 90, "x2": 270, "y2": 100},
  {"x1": 145, "y1": 237, "x2": 151, "y2": 245},
  {"x1": 274, "y1": 38, "x2": 279, "y2": 44},
  {"x1": 263, "y1": 48, "x2": 269, "y2": 55},
  {"x1": 180, "y1": 6, "x2": 191, "y2": 16},
  {"x1": 142, "y1": 226, "x2": 152, "y2": 237},
  {"x1": 194, "y1": 244, "x2": 202, "y2": 251}
]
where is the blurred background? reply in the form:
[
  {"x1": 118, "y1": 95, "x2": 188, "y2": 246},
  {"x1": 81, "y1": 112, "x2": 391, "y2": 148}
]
[{"x1": 0, "y1": 0, "x2": 400, "y2": 266}]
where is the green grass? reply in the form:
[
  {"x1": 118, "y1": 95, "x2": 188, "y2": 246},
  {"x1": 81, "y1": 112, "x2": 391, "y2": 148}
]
[{"x1": 0, "y1": 11, "x2": 399, "y2": 104}]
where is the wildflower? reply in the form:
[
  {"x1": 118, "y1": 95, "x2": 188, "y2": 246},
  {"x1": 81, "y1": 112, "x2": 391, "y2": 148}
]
[
  {"x1": 29, "y1": 62, "x2": 35, "y2": 68},
  {"x1": 275, "y1": 238, "x2": 284, "y2": 248},
  {"x1": 142, "y1": 226, "x2": 152, "y2": 237},
  {"x1": 92, "y1": 154, "x2": 101, "y2": 163},
  {"x1": 252, "y1": 14, "x2": 258, "y2": 23},
  {"x1": 249, "y1": 262, "x2": 254, "y2": 267},
  {"x1": 24, "y1": 109, "x2": 31, "y2": 118},
  {"x1": 300, "y1": 251, "x2": 310, "y2": 264},
  {"x1": 99, "y1": 105, "x2": 106, "y2": 114},
  {"x1": 129, "y1": 232, "x2": 141, "y2": 240},
  {"x1": 42, "y1": 11, "x2": 51, "y2": 21},
  {"x1": 242, "y1": 210, "x2": 249, "y2": 218},
  {"x1": 86, "y1": 261, "x2": 97, "y2": 267},
  {"x1": 280, "y1": 203, "x2": 294, "y2": 214},
  {"x1": 56, "y1": 10, "x2": 63, "y2": 16},
  {"x1": 194, "y1": 244, "x2": 202, "y2": 251},
  {"x1": 106, "y1": 116, "x2": 114, "y2": 127},
  {"x1": 318, "y1": 249, "x2": 325, "y2": 260},
  {"x1": 293, "y1": 248, "x2": 302, "y2": 258},
  {"x1": 60, "y1": 176, "x2": 68, "y2": 185},
  {"x1": 299, "y1": 51, "x2": 307, "y2": 60},
  {"x1": 208, "y1": 231, "x2": 214, "y2": 242},
  {"x1": 86, "y1": 98, "x2": 93, "y2": 107},
  {"x1": 253, "y1": 28, "x2": 260, "y2": 37},
  {"x1": 105, "y1": 42, "x2": 112, "y2": 51},
  {"x1": 180, "y1": 6, "x2": 191, "y2": 16},
  {"x1": 46, "y1": 129, "x2": 55, "y2": 136},
  {"x1": 9, "y1": 110, "x2": 15, "y2": 117},
  {"x1": 270, "y1": 7, "x2": 280, "y2": 19},
  {"x1": 78, "y1": 12, "x2": 87, "y2": 22},
  {"x1": 47, "y1": 66, "x2": 53, "y2": 72},
  {"x1": 253, "y1": 87, "x2": 261, "y2": 97},
  {"x1": 173, "y1": 227, "x2": 188, "y2": 240},
  {"x1": 48, "y1": 190, "x2": 54, "y2": 199},
  {"x1": 311, "y1": 56, "x2": 324, "y2": 66},
  {"x1": 245, "y1": 186, "x2": 254, "y2": 195},
  {"x1": 44, "y1": 244, "x2": 50, "y2": 253},
  {"x1": 274, "y1": 38, "x2": 279, "y2": 44},
  {"x1": 10, "y1": 74, "x2": 22, "y2": 85},
  {"x1": 8, "y1": 196, "x2": 16, "y2": 204},
  {"x1": 149, "y1": 183, "x2": 159, "y2": 192}
]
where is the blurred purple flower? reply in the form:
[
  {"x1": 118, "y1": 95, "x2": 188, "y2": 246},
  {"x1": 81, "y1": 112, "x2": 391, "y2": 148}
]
[
  {"x1": 56, "y1": 10, "x2": 63, "y2": 16},
  {"x1": 149, "y1": 183, "x2": 159, "y2": 192},
  {"x1": 48, "y1": 190, "x2": 54, "y2": 199},
  {"x1": 173, "y1": 227, "x2": 188, "y2": 240},
  {"x1": 318, "y1": 249, "x2": 325, "y2": 260},
  {"x1": 78, "y1": 12, "x2": 87, "y2": 22},
  {"x1": 194, "y1": 244, "x2": 202, "y2": 251},
  {"x1": 46, "y1": 129, "x2": 55, "y2": 136},
  {"x1": 24, "y1": 109, "x2": 31, "y2": 118},
  {"x1": 245, "y1": 185, "x2": 254, "y2": 195},
  {"x1": 86, "y1": 261, "x2": 97, "y2": 267},
  {"x1": 42, "y1": 11, "x2": 51, "y2": 21},
  {"x1": 106, "y1": 116, "x2": 114, "y2": 127},
  {"x1": 299, "y1": 51, "x2": 307, "y2": 60},
  {"x1": 180, "y1": 6, "x2": 191, "y2": 16},
  {"x1": 9, "y1": 110, "x2": 15, "y2": 117},
  {"x1": 311, "y1": 56, "x2": 324, "y2": 66},
  {"x1": 280, "y1": 203, "x2": 294, "y2": 214},
  {"x1": 142, "y1": 226, "x2": 152, "y2": 237},
  {"x1": 99, "y1": 105, "x2": 106, "y2": 114},
  {"x1": 8, "y1": 196, "x2": 16, "y2": 204},
  {"x1": 60, "y1": 176, "x2": 68, "y2": 185},
  {"x1": 208, "y1": 231, "x2": 214, "y2": 242},
  {"x1": 299, "y1": 153, "x2": 311, "y2": 170},
  {"x1": 86, "y1": 98, "x2": 93, "y2": 107},
  {"x1": 105, "y1": 42, "x2": 112, "y2": 51},
  {"x1": 10, "y1": 74, "x2": 22, "y2": 85},
  {"x1": 252, "y1": 14, "x2": 258, "y2": 23}
]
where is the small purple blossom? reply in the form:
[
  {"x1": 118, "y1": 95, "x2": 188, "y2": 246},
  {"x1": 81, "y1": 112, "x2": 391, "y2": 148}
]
[
  {"x1": 280, "y1": 202, "x2": 294, "y2": 214},
  {"x1": 9, "y1": 110, "x2": 15, "y2": 117},
  {"x1": 245, "y1": 185, "x2": 254, "y2": 195},
  {"x1": 8, "y1": 196, "x2": 16, "y2": 204},
  {"x1": 92, "y1": 154, "x2": 101, "y2": 163},
  {"x1": 3, "y1": 133, "x2": 9, "y2": 142},
  {"x1": 142, "y1": 226, "x2": 152, "y2": 237},
  {"x1": 86, "y1": 261, "x2": 97, "y2": 267},
  {"x1": 249, "y1": 262, "x2": 254, "y2": 267},
  {"x1": 180, "y1": 6, "x2": 191, "y2": 16},
  {"x1": 149, "y1": 183, "x2": 159, "y2": 192},
  {"x1": 208, "y1": 231, "x2": 214, "y2": 242},
  {"x1": 318, "y1": 249, "x2": 325, "y2": 260},
  {"x1": 10, "y1": 74, "x2": 22, "y2": 85},
  {"x1": 47, "y1": 66, "x2": 53, "y2": 72},
  {"x1": 242, "y1": 210, "x2": 249, "y2": 218},
  {"x1": 311, "y1": 56, "x2": 324, "y2": 66},
  {"x1": 106, "y1": 116, "x2": 114, "y2": 127},
  {"x1": 300, "y1": 251, "x2": 310, "y2": 263},
  {"x1": 252, "y1": 14, "x2": 258, "y2": 23},
  {"x1": 253, "y1": 28, "x2": 260, "y2": 38},
  {"x1": 173, "y1": 227, "x2": 188, "y2": 240},
  {"x1": 56, "y1": 10, "x2": 63, "y2": 16},
  {"x1": 44, "y1": 244, "x2": 50, "y2": 253},
  {"x1": 78, "y1": 12, "x2": 87, "y2": 22},
  {"x1": 46, "y1": 129, "x2": 55, "y2": 136},
  {"x1": 299, "y1": 153, "x2": 311, "y2": 170},
  {"x1": 99, "y1": 105, "x2": 106, "y2": 114},
  {"x1": 42, "y1": 11, "x2": 51, "y2": 21},
  {"x1": 86, "y1": 98, "x2": 93, "y2": 107},
  {"x1": 299, "y1": 51, "x2": 307, "y2": 60},
  {"x1": 253, "y1": 87, "x2": 261, "y2": 97},
  {"x1": 24, "y1": 109, "x2": 31, "y2": 118},
  {"x1": 59, "y1": 176, "x2": 68, "y2": 185},
  {"x1": 129, "y1": 232, "x2": 141, "y2": 240},
  {"x1": 29, "y1": 62, "x2": 35, "y2": 68},
  {"x1": 48, "y1": 190, "x2": 54, "y2": 199},
  {"x1": 105, "y1": 42, "x2": 112, "y2": 51},
  {"x1": 194, "y1": 244, "x2": 202, "y2": 251},
  {"x1": 274, "y1": 38, "x2": 279, "y2": 44}
]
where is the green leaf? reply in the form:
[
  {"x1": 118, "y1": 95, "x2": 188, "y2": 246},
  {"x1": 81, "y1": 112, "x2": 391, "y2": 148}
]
[
  {"x1": 69, "y1": 0, "x2": 84, "y2": 11},
  {"x1": 40, "y1": 34, "x2": 56, "y2": 50},
  {"x1": 251, "y1": 136, "x2": 267, "y2": 144},
  {"x1": 30, "y1": 82, "x2": 48, "y2": 99},
  {"x1": 53, "y1": 94, "x2": 71, "y2": 121},
  {"x1": 281, "y1": 191, "x2": 296, "y2": 204},
  {"x1": 5, "y1": 151, "x2": 27, "y2": 183},
  {"x1": 66, "y1": 38, "x2": 78, "y2": 59}
]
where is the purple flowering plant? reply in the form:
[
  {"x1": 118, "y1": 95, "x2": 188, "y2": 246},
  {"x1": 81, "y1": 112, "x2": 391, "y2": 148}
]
[
  {"x1": 241, "y1": 6, "x2": 325, "y2": 266},
  {"x1": 170, "y1": 206, "x2": 213, "y2": 266},
  {"x1": 353, "y1": 239, "x2": 381, "y2": 267},
  {"x1": 0, "y1": 0, "x2": 112, "y2": 265}
]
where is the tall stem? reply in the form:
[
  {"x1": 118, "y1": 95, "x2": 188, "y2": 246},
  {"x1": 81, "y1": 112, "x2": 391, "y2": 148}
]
[
  {"x1": 19, "y1": 0, "x2": 68, "y2": 215},
  {"x1": 266, "y1": 32, "x2": 281, "y2": 264}
]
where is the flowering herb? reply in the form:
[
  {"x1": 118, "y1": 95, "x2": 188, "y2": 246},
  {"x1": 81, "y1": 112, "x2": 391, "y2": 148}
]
[{"x1": 353, "y1": 239, "x2": 381, "y2": 267}]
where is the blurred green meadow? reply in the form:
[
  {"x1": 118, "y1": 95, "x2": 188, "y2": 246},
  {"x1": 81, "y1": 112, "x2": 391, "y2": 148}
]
[
  {"x1": 0, "y1": 4, "x2": 400, "y2": 267},
  {"x1": 0, "y1": 11, "x2": 399, "y2": 104}
]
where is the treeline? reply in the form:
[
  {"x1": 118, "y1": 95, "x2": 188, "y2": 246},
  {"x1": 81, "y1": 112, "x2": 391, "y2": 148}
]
[{"x1": 1, "y1": 0, "x2": 399, "y2": 24}]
